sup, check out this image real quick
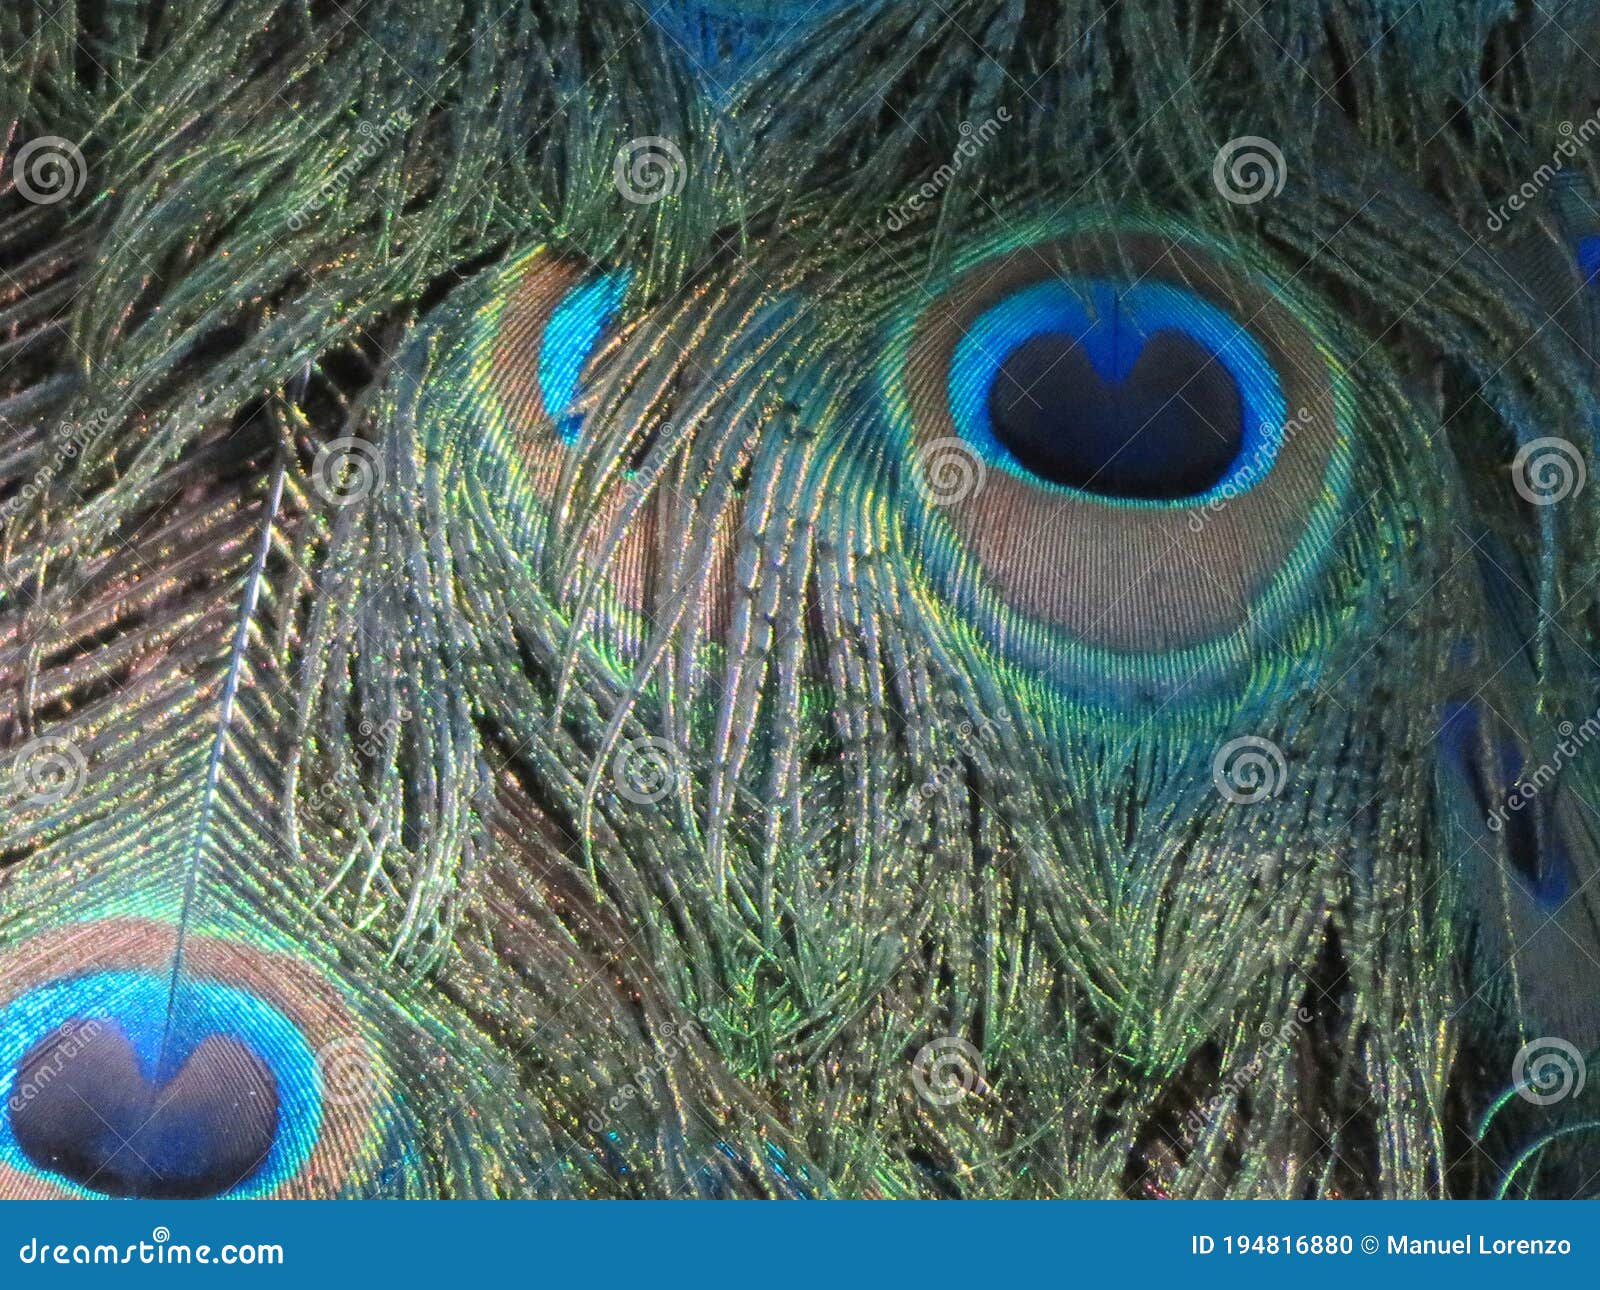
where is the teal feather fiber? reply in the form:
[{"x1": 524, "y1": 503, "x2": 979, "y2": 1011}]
[{"x1": 0, "y1": 0, "x2": 1599, "y2": 1198}]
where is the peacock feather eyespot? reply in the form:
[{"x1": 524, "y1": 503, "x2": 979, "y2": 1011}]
[
  {"x1": 1527, "y1": 174, "x2": 1600, "y2": 385},
  {"x1": 880, "y1": 217, "x2": 1369, "y2": 704},
  {"x1": 471, "y1": 249, "x2": 633, "y2": 469},
  {"x1": 421, "y1": 245, "x2": 740, "y2": 668},
  {"x1": 1436, "y1": 700, "x2": 1573, "y2": 908},
  {"x1": 1580, "y1": 230, "x2": 1600, "y2": 375},
  {"x1": 536, "y1": 271, "x2": 632, "y2": 448},
  {"x1": 423, "y1": 247, "x2": 657, "y2": 631},
  {"x1": 1435, "y1": 688, "x2": 1600, "y2": 1048},
  {"x1": 0, "y1": 920, "x2": 377, "y2": 1199}
]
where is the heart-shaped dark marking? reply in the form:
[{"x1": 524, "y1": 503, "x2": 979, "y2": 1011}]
[
  {"x1": 987, "y1": 330, "x2": 1245, "y2": 499},
  {"x1": 10, "y1": 1018, "x2": 278, "y2": 1199}
]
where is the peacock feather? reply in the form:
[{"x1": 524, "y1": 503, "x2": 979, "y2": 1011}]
[{"x1": 0, "y1": 0, "x2": 1598, "y2": 1199}]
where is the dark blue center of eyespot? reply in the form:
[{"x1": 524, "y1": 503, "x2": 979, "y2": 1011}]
[
  {"x1": 9, "y1": 1020, "x2": 277, "y2": 1199},
  {"x1": 986, "y1": 330, "x2": 1245, "y2": 499},
  {"x1": 948, "y1": 280, "x2": 1288, "y2": 504}
]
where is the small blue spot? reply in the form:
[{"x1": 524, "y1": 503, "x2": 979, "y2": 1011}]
[
  {"x1": 1578, "y1": 235, "x2": 1600, "y2": 286},
  {"x1": 537, "y1": 271, "x2": 631, "y2": 445}
]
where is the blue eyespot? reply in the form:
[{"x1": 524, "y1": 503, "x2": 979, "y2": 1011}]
[
  {"x1": 948, "y1": 280, "x2": 1289, "y2": 502},
  {"x1": 0, "y1": 971, "x2": 321, "y2": 1199}
]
